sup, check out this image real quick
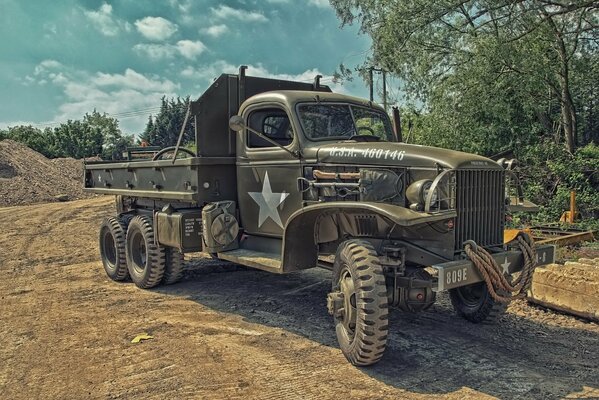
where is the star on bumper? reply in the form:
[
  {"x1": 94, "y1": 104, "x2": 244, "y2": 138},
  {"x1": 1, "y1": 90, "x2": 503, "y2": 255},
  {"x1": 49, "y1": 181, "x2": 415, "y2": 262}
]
[{"x1": 501, "y1": 257, "x2": 511, "y2": 274}]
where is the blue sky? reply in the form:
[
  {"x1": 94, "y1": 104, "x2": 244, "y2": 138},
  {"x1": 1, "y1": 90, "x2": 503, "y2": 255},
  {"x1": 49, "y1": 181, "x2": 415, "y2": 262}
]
[{"x1": 0, "y1": 0, "x2": 374, "y2": 134}]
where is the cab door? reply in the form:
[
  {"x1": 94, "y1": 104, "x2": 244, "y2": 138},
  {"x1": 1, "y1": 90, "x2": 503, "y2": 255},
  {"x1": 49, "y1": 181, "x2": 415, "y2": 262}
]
[{"x1": 236, "y1": 104, "x2": 302, "y2": 238}]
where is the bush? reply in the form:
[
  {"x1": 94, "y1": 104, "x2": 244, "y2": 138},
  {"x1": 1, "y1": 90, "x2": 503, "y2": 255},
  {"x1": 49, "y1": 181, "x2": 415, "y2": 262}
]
[{"x1": 520, "y1": 141, "x2": 599, "y2": 229}]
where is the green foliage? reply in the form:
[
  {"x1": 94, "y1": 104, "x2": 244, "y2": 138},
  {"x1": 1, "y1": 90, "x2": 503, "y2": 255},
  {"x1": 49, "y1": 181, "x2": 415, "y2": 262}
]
[
  {"x1": 2, "y1": 111, "x2": 131, "y2": 160},
  {"x1": 83, "y1": 111, "x2": 133, "y2": 159},
  {"x1": 331, "y1": 0, "x2": 598, "y2": 224},
  {"x1": 3, "y1": 125, "x2": 56, "y2": 157},
  {"x1": 51, "y1": 120, "x2": 103, "y2": 159},
  {"x1": 332, "y1": 0, "x2": 598, "y2": 149},
  {"x1": 521, "y1": 142, "x2": 599, "y2": 225},
  {"x1": 141, "y1": 96, "x2": 193, "y2": 148}
]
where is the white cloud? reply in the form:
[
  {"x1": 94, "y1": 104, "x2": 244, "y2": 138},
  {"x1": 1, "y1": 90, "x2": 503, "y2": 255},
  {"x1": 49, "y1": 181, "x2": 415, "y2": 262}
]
[
  {"x1": 133, "y1": 43, "x2": 176, "y2": 60},
  {"x1": 22, "y1": 62, "x2": 180, "y2": 133},
  {"x1": 176, "y1": 40, "x2": 207, "y2": 59},
  {"x1": 83, "y1": 3, "x2": 125, "y2": 37},
  {"x1": 133, "y1": 40, "x2": 207, "y2": 61},
  {"x1": 180, "y1": 60, "x2": 238, "y2": 80},
  {"x1": 134, "y1": 16, "x2": 178, "y2": 41},
  {"x1": 168, "y1": 0, "x2": 192, "y2": 13},
  {"x1": 244, "y1": 64, "x2": 346, "y2": 93},
  {"x1": 201, "y1": 24, "x2": 229, "y2": 38},
  {"x1": 178, "y1": 61, "x2": 343, "y2": 92},
  {"x1": 308, "y1": 0, "x2": 330, "y2": 8},
  {"x1": 34, "y1": 59, "x2": 63, "y2": 75},
  {"x1": 211, "y1": 5, "x2": 268, "y2": 22},
  {"x1": 93, "y1": 69, "x2": 179, "y2": 92}
]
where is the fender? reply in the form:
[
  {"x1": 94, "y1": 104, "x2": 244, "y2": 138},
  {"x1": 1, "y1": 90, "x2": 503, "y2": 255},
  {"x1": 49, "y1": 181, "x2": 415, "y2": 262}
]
[{"x1": 281, "y1": 202, "x2": 456, "y2": 272}]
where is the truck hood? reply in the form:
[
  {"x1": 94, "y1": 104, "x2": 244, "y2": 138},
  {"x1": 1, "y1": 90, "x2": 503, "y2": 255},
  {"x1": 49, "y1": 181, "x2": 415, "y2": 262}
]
[{"x1": 315, "y1": 142, "x2": 501, "y2": 170}]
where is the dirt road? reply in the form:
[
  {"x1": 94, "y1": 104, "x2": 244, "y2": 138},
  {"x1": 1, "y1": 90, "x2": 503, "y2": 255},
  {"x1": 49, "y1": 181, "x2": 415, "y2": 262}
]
[{"x1": 1, "y1": 198, "x2": 598, "y2": 399}]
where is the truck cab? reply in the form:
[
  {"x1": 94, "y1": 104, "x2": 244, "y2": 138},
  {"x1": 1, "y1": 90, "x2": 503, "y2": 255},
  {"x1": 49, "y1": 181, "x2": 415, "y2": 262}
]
[{"x1": 85, "y1": 67, "x2": 554, "y2": 366}]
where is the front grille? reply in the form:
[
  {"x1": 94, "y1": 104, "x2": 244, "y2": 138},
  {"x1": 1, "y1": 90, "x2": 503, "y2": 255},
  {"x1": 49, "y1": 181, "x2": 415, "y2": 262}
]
[{"x1": 455, "y1": 169, "x2": 505, "y2": 250}]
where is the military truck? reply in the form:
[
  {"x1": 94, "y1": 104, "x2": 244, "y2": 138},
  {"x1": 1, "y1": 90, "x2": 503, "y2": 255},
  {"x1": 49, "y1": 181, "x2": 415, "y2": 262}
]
[{"x1": 85, "y1": 66, "x2": 554, "y2": 366}]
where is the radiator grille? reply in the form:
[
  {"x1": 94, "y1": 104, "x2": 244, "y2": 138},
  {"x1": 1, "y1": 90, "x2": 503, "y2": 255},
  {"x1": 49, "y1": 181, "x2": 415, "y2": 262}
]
[{"x1": 455, "y1": 170, "x2": 505, "y2": 250}]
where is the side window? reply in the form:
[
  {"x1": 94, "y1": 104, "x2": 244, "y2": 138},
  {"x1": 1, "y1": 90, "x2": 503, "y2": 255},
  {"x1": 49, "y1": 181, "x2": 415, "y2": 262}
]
[{"x1": 248, "y1": 108, "x2": 294, "y2": 148}]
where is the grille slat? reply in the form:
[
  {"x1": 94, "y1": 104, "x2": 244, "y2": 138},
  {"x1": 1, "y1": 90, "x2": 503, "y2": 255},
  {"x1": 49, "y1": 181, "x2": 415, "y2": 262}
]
[{"x1": 455, "y1": 170, "x2": 505, "y2": 250}]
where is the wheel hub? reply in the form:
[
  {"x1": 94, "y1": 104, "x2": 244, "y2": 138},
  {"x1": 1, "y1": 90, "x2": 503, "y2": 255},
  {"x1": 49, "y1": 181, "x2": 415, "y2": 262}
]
[
  {"x1": 338, "y1": 268, "x2": 357, "y2": 333},
  {"x1": 327, "y1": 292, "x2": 344, "y2": 316}
]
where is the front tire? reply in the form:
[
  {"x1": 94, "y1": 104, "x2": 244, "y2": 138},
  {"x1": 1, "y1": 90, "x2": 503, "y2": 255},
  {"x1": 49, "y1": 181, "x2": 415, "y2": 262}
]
[
  {"x1": 330, "y1": 240, "x2": 389, "y2": 366},
  {"x1": 126, "y1": 215, "x2": 165, "y2": 289},
  {"x1": 449, "y1": 282, "x2": 508, "y2": 323}
]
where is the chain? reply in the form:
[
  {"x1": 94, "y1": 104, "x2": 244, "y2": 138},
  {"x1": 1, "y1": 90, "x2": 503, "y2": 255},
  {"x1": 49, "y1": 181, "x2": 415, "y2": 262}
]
[{"x1": 463, "y1": 232, "x2": 537, "y2": 303}]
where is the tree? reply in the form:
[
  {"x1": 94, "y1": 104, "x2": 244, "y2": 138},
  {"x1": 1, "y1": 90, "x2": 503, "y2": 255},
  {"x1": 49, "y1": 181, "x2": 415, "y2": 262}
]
[
  {"x1": 83, "y1": 110, "x2": 132, "y2": 159},
  {"x1": 331, "y1": 0, "x2": 599, "y2": 153},
  {"x1": 4, "y1": 125, "x2": 56, "y2": 157},
  {"x1": 52, "y1": 120, "x2": 104, "y2": 159},
  {"x1": 141, "y1": 96, "x2": 193, "y2": 148}
]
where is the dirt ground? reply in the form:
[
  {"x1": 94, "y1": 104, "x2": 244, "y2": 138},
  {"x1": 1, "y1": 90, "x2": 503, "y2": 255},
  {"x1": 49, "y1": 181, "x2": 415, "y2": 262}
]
[{"x1": 1, "y1": 197, "x2": 598, "y2": 400}]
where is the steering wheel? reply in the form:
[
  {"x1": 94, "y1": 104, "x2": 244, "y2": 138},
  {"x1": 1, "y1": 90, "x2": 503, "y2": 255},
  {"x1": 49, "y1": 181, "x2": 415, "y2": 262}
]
[
  {"x1": 263, "y1": 123, "x2": 279, "y2": 133},
  {"x1": 347, "y1": 126, "x2": 381, "y2": 142},
  {"x1": 152, "y1": 146, "x2": 196, "y2": 161},
  {"x1": 357, "y1": 126, "x2": 375, "y2": 136}
]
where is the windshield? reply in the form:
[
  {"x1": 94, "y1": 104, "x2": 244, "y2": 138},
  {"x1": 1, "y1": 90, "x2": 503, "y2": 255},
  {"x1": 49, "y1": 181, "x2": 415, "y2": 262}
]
[{"x1": 297, "y1": 103, "x2": 394, "y2": 142}]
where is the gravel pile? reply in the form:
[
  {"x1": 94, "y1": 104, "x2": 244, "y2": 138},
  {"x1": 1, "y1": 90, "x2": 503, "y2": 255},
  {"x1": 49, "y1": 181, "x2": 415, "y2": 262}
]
[{"x1": 0, "y1": 139, "x2": 96, "y2": 206}]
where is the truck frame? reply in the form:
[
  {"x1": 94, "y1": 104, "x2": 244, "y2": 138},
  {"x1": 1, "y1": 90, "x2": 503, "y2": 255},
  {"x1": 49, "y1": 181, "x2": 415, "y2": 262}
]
[{"x1": 85, "y1": 66, "x2": 554, "y2": 366}]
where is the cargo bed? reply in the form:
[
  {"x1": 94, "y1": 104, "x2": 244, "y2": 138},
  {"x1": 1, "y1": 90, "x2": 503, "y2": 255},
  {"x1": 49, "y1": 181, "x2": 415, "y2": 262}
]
[{"x1": 83, "y1": 156, "x2": 236, "y2": 203}]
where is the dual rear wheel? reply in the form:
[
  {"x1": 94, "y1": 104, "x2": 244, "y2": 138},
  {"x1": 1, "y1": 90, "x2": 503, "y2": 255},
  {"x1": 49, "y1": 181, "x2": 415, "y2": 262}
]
[{"x1": 99, "y1": 215, "x2": 184, "y2": 288}]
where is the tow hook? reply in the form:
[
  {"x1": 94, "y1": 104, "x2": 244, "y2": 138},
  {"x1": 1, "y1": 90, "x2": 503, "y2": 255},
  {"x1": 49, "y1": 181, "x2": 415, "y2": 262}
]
[{"x1": 327, "y1": 292, "x2": 344, "y2": 317}]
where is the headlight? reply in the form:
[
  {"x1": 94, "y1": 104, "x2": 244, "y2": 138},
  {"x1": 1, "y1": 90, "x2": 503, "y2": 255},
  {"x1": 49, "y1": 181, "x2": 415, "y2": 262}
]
[
  {"x1": 422, "y1": 181, "x2": 438, "y2": 204},
  {"x1": 406, "y1": 179, "x2": 438, "y2": 206}
]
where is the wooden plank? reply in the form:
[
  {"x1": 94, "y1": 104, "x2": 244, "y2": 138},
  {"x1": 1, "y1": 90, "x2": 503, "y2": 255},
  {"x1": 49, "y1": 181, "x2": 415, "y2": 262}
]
[{"x1": 537, "y1": 231, "x2": 596, "y2": 246}]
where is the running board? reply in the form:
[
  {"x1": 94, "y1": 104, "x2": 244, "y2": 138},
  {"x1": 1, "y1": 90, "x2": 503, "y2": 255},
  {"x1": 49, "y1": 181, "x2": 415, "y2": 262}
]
[{"x1": 217, "y1": 249, "x2": 283, "y2": 274}]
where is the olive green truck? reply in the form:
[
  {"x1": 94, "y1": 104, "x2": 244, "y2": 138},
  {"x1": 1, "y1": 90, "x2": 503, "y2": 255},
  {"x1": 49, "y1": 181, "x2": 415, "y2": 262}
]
[{"x1": 85, "y1": 67, "x2": 555, "y2": 366}]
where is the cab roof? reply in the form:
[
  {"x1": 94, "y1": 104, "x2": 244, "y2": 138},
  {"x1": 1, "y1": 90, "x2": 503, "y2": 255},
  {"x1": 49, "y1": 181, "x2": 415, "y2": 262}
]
[{"x1": 240, "y1": 90, "x2": 386, "y2": 114}]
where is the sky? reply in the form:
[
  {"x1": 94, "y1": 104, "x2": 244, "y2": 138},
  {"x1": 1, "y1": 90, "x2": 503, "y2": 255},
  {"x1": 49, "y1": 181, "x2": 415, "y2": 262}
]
[{"x1": 0, "y1": 0, "x2": 375, "y2": 134}]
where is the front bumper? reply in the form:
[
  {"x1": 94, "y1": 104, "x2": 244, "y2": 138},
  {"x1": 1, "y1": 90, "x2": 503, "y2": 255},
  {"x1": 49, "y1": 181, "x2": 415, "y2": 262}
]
[{"x1": 431, "y1": 244, "x2": 555, "y2": 292}]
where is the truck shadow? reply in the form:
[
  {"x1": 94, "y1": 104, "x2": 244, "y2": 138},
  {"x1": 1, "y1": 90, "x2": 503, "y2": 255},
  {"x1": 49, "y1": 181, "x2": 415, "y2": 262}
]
[{"x1": 155, "y1": 257, "x2": 599, "y2": 399}]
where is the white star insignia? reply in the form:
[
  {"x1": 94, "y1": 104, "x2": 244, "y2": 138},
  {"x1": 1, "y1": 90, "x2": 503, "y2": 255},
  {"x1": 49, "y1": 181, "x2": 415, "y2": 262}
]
[
  {"x1": 249, "y1": 172, "x2": 290, "y2": 228},
  {"x1": 501, "y1": 257, "x2": 511, "y2": 274}
]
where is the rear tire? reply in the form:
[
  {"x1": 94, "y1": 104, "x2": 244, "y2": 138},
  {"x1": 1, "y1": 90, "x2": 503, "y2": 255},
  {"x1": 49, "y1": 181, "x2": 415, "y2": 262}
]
[
  {"x1": 126, "y1": 215, "x2": 165, "y2": 289},
  {"x1": 162, "y1": 248, "x2": 185, "y2": 285},
  {"x1": 449, "y1": 282, "x2": 508, "y2": 323},
  {"x1": 99, "y1": 217, "x2": 129, "y2": 281},
  {"x1": 331, "y1": 239, "x2": 389, "y2": 366}
]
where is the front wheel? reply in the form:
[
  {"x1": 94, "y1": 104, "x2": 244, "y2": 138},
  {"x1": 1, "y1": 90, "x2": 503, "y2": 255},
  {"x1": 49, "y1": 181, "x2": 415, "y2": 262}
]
[
  {"x1": 328, "y1": 239, "x2": 389, "y2": 366},
  {"x1": 449, "y1": 282, "x2": 508, "y2": 323}
]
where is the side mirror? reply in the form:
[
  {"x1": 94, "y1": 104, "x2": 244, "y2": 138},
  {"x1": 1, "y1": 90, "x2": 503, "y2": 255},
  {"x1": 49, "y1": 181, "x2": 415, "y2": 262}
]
[{"x1": 228, "y1": 115, "x2": 246, "y2": 132}]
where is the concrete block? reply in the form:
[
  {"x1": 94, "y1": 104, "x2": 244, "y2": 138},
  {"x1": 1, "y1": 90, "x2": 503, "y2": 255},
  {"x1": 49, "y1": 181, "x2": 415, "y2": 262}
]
[{"x1": 528, "y1": 258, "x2": 599, "y2": 322}]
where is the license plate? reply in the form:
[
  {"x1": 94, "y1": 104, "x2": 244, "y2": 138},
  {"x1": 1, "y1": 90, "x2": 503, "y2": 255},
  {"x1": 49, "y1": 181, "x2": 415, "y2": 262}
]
[{"x1": 432, "y1": 244, "x2": 555, "y2": 292}]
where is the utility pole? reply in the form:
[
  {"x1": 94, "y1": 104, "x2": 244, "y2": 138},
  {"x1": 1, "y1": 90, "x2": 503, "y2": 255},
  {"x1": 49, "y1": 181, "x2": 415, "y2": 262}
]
[
  {"x1": 367, "y1": 67, "x2": 388, "y2": 112},
  {"x1": 382, "y1": 70, "x2": 387, "y2": 113},
  {"x1": 369, "y1": 67, "x2": 374, "y2": 102}
]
